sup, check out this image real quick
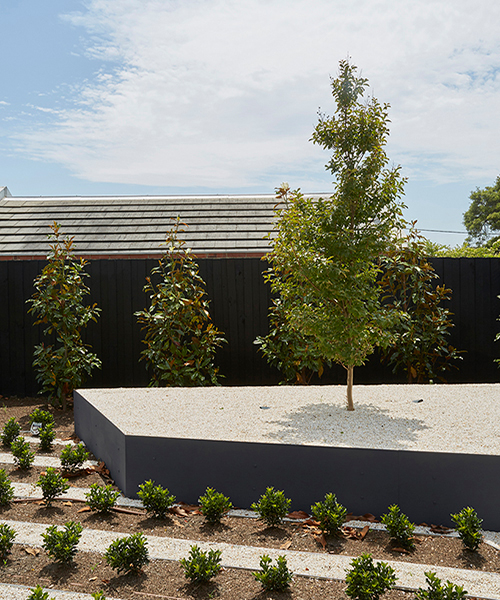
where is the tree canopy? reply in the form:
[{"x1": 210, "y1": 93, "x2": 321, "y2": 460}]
[{"x1": 463, "y1": 176, "x2": 500, "y2": 246}]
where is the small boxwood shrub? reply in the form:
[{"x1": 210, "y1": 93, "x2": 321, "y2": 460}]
[
  {"x1": 85, "y1": 483, "x2": 120, "y2": 513},
  {"x1": 380, "y1": 504, "x2": 415, "y2": 550},
  {"x1": 36, "y1": 467, "x2": 70, "y2": 507},
  {"x1": 11, "y1": 436, "x2": 35, "y2": 469},
  {"x1": 105, "y1": 532, "x2": 149, "y2": 575},
  {"x1": 415, "y1": 571, "x2": 467, "y2": 600},
  {"x1": 311, "y1": 492, "x2": 347, "y2": 536},
  {"x1": 39, "y1": 423, "x2": 56, "y2": 452},
  {"x1": 345, "y1": 553, "x2": 397, "y2": 600},
  {"x1": 137, "y1": 480, "x2": 176, "y2": 519},
  {"x1": 451, "y1": 507, "x2": 483, "y2": 551},
  {"x1": 41, "y1": 521, "x2": 83, "y2": 563},
  {"x1": 0, "y1": 469, "x2": 14, "y2": 505},
  {"x1": 29, "y1": 408, "x2": 54, "y2": 431},
  {"x1": 199, "y1": 487, "x2": 233, "y2": 524},
  {"x1": 253, "y1": 554, "x2": 293, "y2": 591},
  {"x1": 251, "y1": 487, "x2": 291, "y2": 527},
  {"x1": 27, "y1": 585, "x2": 55, "y2": 600},
  {"x1": 0, "y1": 523, "x2": 16, "y2": 560},
  {"x1": 1, "y1": 418, "x2": 20, "y2": 448},
  {"x1": 180, "y1": 544, "x2": 222, "y2": 583},
  {"x1": 60, "y1": 442, "x2": 89, "y2": 473},
  {"x1": 91, "y1": 592, "x2": 107, "y2": 600}
]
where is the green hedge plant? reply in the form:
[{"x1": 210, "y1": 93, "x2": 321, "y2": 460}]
[
  {"x1": 380, "y1": 504, "x2": 415, "y2": 550},
  {"x1": 0, "y1": 523, "x2": 16, "y2": 560},
  {"x1": 199, "y1": 487, "x2": 233, "y2": 524},
  {"x1": 451, "y1": 507, "x2": 483, "y2": 551},
  {"x1": 311, "y1": 493, "x2": 347, "y2": 536},
  {"x1": 85, "y1": 483, "x2": 120, "y2": 513},
  {"x1": 11, "y1": 436, "x2": 35, "y2": 469},
  {"x1": 415, "y1": 571, "x2": 467, "y2": 600},
  {"x1": 27, "y1": 586, "x2": 55, "y2": 600},
  {"x1": 253, "y1": 555, "x2": 293, "y2": 591},
  {"x1": 60, "y1": 442, "x2": 89, "y2": 473},
  {"x1": 137, "y1": 480, "x2": 176, "y2": 519},
  {"x1": 1, "y1": 418, "x2": 20, "y2": 448},
  {"x1": 180, "y1": 544, "x2": 222, "y2": 583},
  {"x1": 105, "y1": 532, "x2": 149, "y2": 575},
  {"x1": 36, "y1": 467, "x2": 70, "y2": 507},
  {"x1": 251, "y1": 487, "x2": 291, "y2": 527},
  {"x1": 0, "y1": 469, "x2": 14, "y2": 505},
  {"x1": 345, "y1": 553, "x2": 397, "y2": 600},
  {"x1": 42, "y1": 521, "x2": 83, "y2": 564},
  {"x1": 38, "y1": 423, "x2": 56, "y2": 452}
]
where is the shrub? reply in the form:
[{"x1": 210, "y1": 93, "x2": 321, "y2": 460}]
[
  {"x1": 27, "y1": 586, "x2": 55, "y2": 600},
  {"x1": 451, "y1": 507, "x2": 483, "y2": 551},
  {"x1": 1, "y1": 418, "x2": 20, "y2": 448},
  {"x1": 91, "y1": 593, "x2": 107, "y2": 600},
  {"x1": 11, "y1": 436, "x2": 35, "y2": 469},
  {"x1": 36, "y1": 467, "x2": 70, "y2": 507},
  {"x1": 251, "y1": 487, "x2": 291, "y2": 527},
  {"x1": 253, "y1": 554, "x2": 293, "y2": 591},
  {"x1": 180, "y1": 544, "x2": 222, "y2": 583},
  {"x1": 0, "y1": 469, "x2": 14, "y2": 505},
  {"x1": 85, "y1": 483, "x2": 120, "y2": 513},
  {"x1": 42, "y1": 521, "x2": 83, "y2": 563},
  {"x1": 29, "y1": 409, "x2": 54, "y2": 432},
  {"x1": 39, "y1": 423, "x2": 56, "y2": 452},
  {"x1": 415, "y1": 571, "x2": 467, "y2": 600},
  {"x1": 0, "y1": 523, "x2": 16, "y2": 560},
  {"x1": 311, "y1": 493, "x2": 347, "y2": 536},
  {"x1": 105, "y1": 532, "x2": 149, "y2": 575},
  {"x1": 199, "y1": 487, "x2": 233, "y2": 524},
  {"x1": 380, "y1": 504, "x2": 415, "y2": 550},
  {"x1": 345, "y1": 553, "x2": 397, "y2": 600},
  {"x1": 60, "y1": 442, "x2": 89, "y2": 473},
  {"x1": 137, "y1": 480, "x2": 176, "y2": 518}
]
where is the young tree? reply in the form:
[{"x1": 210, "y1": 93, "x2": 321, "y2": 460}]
[
  {"x1": 463, "y1": 176, "x2": 500, "y2": 246},
  {"x1": 27, "y1": 223, "x2": 101, "y2": 409},
  {"x1": 266, "y1": 60, "x2": 406, "y2": 410},
  {"x1": 135, "y1": 219, "x2": 226, "y2": 386}
]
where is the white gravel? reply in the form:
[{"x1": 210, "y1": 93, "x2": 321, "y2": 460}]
[{"x1": 78, "y1": 384, "x2": 500, "y2": 455}]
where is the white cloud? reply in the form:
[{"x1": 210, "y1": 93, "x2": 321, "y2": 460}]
[{"x1": 16, "y1": 0, "x2": 500, "y2": 189}]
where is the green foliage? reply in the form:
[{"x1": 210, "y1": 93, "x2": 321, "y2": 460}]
[
  {"x1": 42, "y1": 521, "x2": 83, "y2": 563},
  {"x1": 11, "y1": 436, "x2": 35, "y2": 469},
  {"x1": 27, "y1": 586, "x2": 55, "y2": 600},
  {"x1": 91, "y1": 592, "x2": 107, "y2": 600},
  {"x1": 180, "y1": 544, "x2": 222, "y2": 583},
  {"x1": 345, "y1": 553, "x2": 397, "y2": 600},
  {"x1": 199, "y1": 487, "x2": 233, "y2": 524},
  {"x1": 0, "y1": 523, "x2": 16, "y2": 559},
  {"x1": 29, "y1": 408, "x2": 54, "y2": 430},
  {"x1": 254, "y1": 296, "x2": 329, "y2": 384},
  {"x1": 137, "y1": 480, "x2": 176, "y2": 519},
  {"x1": 1, "y1": 417, "x2": 20, "y2": 448},
  {"x1": 310, "y1": 493, "x2": 347, "y2": 536},
  {"x1": 85, "y1": 483, "x2": 120, "y2": 513},
  {"x1": 425, "y1": 239, "x2": 500, "y2": 257},
  {"x1": 135, "y1": 219, "x2": 226, "y2": 387},
  {"x1": 26, "y1": 222, "x2": 101, "y2": 409},
  {"x1": 415, "y1": 571, "x2": 467, "y2": 600},
  {"x1": 379, "y1": 228, "x2": 462, "y2": 383},
  {"x1": 36, "y1": 467, "x2": 70, "y2": 507},
  {"x1": 105, "y1": 532, "x2": 149, "y2": 574},
  {"x1": 451, "y1": 507, "x2": 483, "y2": 551},
  {"x1": 463, "y1": 176, "x2": 500, "y2": 245},
  {"x1": 39, "y1": 423, "x2": 56, "y2": 452},
  {"x1": 60, "y1": 442, "x2": 89, "y2": 473},
  {"x1": 266, "y1": 60, "x2": 406, "y2": 410},
  {"x1": 0, "y1": 469, "x2": 14, "y2": 505},
  {"x1": 251, "y1": 487, "x2": 291, "y2": 527},
  {"x1": 253, "y1": 554, "x2": 293, "y2": 591},
  {"x1": 380, "y1": 504, "x2": 415, "y2": 550}
]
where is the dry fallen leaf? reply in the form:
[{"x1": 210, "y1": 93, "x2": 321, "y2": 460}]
[
  {"x1": 172, "y1": 518, "x2": 185, "y2": 528},
  {"x1": 280, "y1": 540, "x2": 292, "y2": 550},
  {"x1": 393, "y1": 547, "x2": 410, "y2": 554},
  {"x1": 313, "y1": 534, "x2": 327, "y2": 549},
  {"x1": 359, "y1": 525, "x2": 370, "y2": 540},
  {"x1": 77, "y1": 506, "x2": 92, "y2": 513},
  {"x1": 63, "y1": 501, "x2": 73, "y2": 507},
  {"x1": 24, "y1": 547, "x2": 40, "y2": 556},
  {"x1": 287, "y1": 510, "x2": 309, "y2": 520}
]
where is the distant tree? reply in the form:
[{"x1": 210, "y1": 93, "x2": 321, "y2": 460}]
[
  {"x1": 463, "y1": 176, "x2": 500, "y2": 246},
  {"x1": 266, "y1": 59, "x2": 406, "y2": 410}
]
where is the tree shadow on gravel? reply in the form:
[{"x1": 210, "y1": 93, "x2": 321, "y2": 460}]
[{"x1": 265, "y1": 402, "x2": 429, "y2": 450}]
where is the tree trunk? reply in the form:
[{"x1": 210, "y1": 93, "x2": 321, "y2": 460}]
[{"x1": 346, "y1": 365, "x2": 354, "y2": 411}]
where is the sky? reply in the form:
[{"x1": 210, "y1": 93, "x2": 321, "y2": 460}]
[{"x1": 1, "y1": 0, "x2": 499, "y2": 246}]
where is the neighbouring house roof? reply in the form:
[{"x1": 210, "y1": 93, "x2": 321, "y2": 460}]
[{"x1": 0, "y1": 193, "x2": 323, "y2": 259}]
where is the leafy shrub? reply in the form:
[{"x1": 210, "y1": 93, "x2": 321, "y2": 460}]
[
  {"x1": 180, "y1": 544, "x2": 222, "y2": 583},
  {"x1": 36, "y1": 467, "x2": 70, "y2": 507},
  {"x1": 253, "y1": 554, "x2": 293, "y2": 591},
  {"x1": 1, "y1": 418, "x2": 20, "y2": 448},
  {"x1": 251, "y1": 487, "x2": 291, "y2": 527},
  {"x1": 345, "y1": 553, "x2": 397, "y2": 600},
  {"x1": 0, "y1": 523, "x2": 16, "y2": 560},
  {"x1": 42, "y1": 521, "x2": 83, "y2": 563},
  {"x1": 137, "y1": 480, "x2": 176, "y2": 518},
  {"x1": 38, "y1": 423, "x2": 56, "y2": 452},
  {"x1": 451, "y1": 507, "x2": 483, "y2": 551},
  {"x1": 11, "y1": 436, "x2": 35, "y2": 469},
  {"x1": 199, "y1": 487, "x2": 233, "y2": 524},
  {"x1": 0, "y1": 469, "x2": 14, "y2": 505},
  {"x1": 105, "y1": 532, "x2": 149, "y2": 574},
  {"x1": 27, "y1": 586, "x2": 55, "y2": 600},
  {"x1": 415, "y1": 571, "x2": 467, "y2": 600},
  {"x1": 380, "y1": 504, "x2": 415, "y2": 549},
  {"x1": 85, "y1": 483, "x2": 120, "y2": 513},
  {"x1": 29, "y1": 409, "x2": 54, "y2": 431},
  {"x1": 91, "y1": 593, "x2": 107, "y2": 600},
  {"x1": 310, "y1": 493, "x2": 347, "y2": 536},
  {"x1": 60, "y1": 442, "x2": 89, "y2": 473}
]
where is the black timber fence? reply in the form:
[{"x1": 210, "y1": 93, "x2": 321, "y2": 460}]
[{"x1": 1, "y1": 257, "x2": 500, "y2": 397}]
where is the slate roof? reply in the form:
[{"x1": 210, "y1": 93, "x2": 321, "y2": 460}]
[{"x1": 0, "y1": 193, "x2": 323, "y2": 259}]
